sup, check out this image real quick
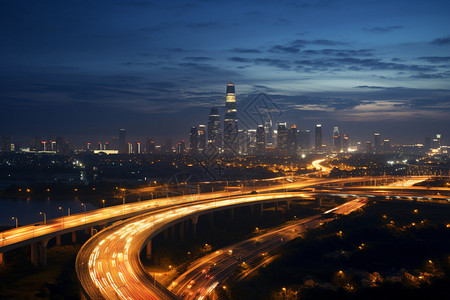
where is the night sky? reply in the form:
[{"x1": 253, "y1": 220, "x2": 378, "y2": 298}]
[{"x1": 1, "y1": 0, "x2": 450, "y2": 146}]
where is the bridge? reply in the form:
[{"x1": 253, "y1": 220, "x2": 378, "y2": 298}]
[{"x1": 1, "y1": 176, "x2": 395, "y2": 266}]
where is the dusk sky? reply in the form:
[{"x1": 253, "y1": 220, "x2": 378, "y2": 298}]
[{"x1": 1, "y1": 0, "x2": 450, "y2": 146}]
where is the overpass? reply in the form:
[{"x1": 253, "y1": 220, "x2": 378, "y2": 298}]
[{"x1": 1, "y1": 176, "x2": 396, "y2": 266}]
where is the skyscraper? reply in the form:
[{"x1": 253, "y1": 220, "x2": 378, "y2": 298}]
[
  {"x1": 299, "y1": 130, "x2": 310, "y2": 150},
  {"x1": 189, "y1": 126, "x2": 199, "y2": 154},
  {"x1": 198, "y1": 125, "x2": 206, "y2": 151},
  {"x1": 374, "y1": 133, "x2": 381, "y2": 154},
  {"x1": 287, "y1": 124, "x2": 298, "y2": 156},
  {"x1": 315, "y1": 124, "x2": 322, "y2": 153},
  {"x1": 223, "y1": 83, "x2": 238, "y2": 155},
  {"x1": 333, "y1": 127, "x2": 341, "y2": 153},
  {"x1": 256, "y1": 125, "x2": 265, "y2": 155},
  {"x1": 207, "y1": 107, "x2": 221, "y2": 150},
  {"x1": 119, "y1": 129, "x2": 127, "y2": 154},
  {"x1": 277, "y1": 122, "x2": 288, "y2": 154},
  {"x1": 342, "y1": 134, "x2": 349, "y2": 153}
]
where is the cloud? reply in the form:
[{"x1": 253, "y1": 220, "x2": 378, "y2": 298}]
[
  {"x1": 418, "y1": 56, "x2": 450, "y2": 63},
  {"x1": 431, "y1": 35, "x2": 450, "y2": 45},
  {"x1": 229, "y1": 56, "x2": 252, "y2": 63},
  {"x1": 183, "y1": 56, "x2": 214, "y2": 61},
  {"x1": 301, "y1": 48, "x2": 373, "y2": 57},
  {"x1": 229, "y1": 48, "x2": 262, "y2": 53},
  {"x1": 354, "y1": 86, "x2": 403, "y2": 90},
  {"x1": 292, "y1": 39, "x2": 347, "y2": 47},
  {"x1": 269, "y1": 45, "x2": 300, "y2": 54},
  {"x1": 364, "y1": 26, "x2": 403, "y2": 33}
]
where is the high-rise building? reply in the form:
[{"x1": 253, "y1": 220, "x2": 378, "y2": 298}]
[
  {"x1": 315, "y1": 124, "x2": 322, "y2": 153},
  {"x1": 135, "y1": 142, "x2": 141, "y2": 154},
  {"x1": 177, "y1": 140, "x2": 186, "y2": 154},
  {"x1": 287, "y1": 124, "x2": 298, "y2": 155},
  {"x1": 198, "y1": 125, "x2": 206, "y2": 151},
  {"x1": 223, "y1": 83, "x2": 238, "y2": 155},
  {"x1": 366, "y1": 141, "x2": 372, "y2": 154},
  {"x1": 277, "y1": 122, "x2": 288, "y2": 154},
  {"x1": 433, "y1": 134, "x2": 441, "y2": 149},
  {"x1": 207, "y1": 107, "x2": 221, "y2": 150},
  {"x1": 374, "y1": 133, "x2": 381, "y2": 154},
  {"x1": 119, "y1": 129, "x2": 127, "y2": 154},
  {"x1": 298, "y1": 130, "x2": 310, "y2": 150},
  {"x1": 238, "y1": 129, "x2": 249, "y2": 155},
  {"x1": 189, "y1": 126, "x2": 199, "y2": 154},
  {"x1": 127, "y1": 142, "x2": 133, "y2": 154},
  {"x1": 342, "y1": 134, "x2": 349, "y2": 153},
  {"x1": 256, "y1": 125, "x2": 265, "y2": 155},
  {"x1": 383, "y1": 139, "x2": 391, "y2": 153},
  {"x1": 333, "y1": 127, "x2": 341, "y2": 153},
  {"x1": 264, "y1": 113, "x2": 274, "y2": 147},
  {"x1": 146, "y1": 139, "x2": 155, "y2": 153}
]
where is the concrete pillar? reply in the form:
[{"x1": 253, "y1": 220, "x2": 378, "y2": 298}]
[
  {"x1": 146, "y1": 240, "x2": 152, "y2": 259},
  {"x1": 85, "y1": 227, "x2": 89, "y2": 235},
  {"x1": 56, "y1": 235, "x2": 61, "y2": 246},
  {"x1": 164, "y1": 229, "x2": 169, "y2": 241},
  {"x1": 179, "y1": 221, "x2": 184, "y2": 241},
  {"x1": 275, "y1": 201, "x2": 278, "y2": 212},
  {"x1": 287, "y1": 200, "x2": 291, "y2": 210},
  {"x1": 191, "y1": 216, "x2": 198, "y2": 237},
  {"x1": 72, "y1": 231, "x2": 77, "y2": 243},
  {"x1": 316, "y1": 198, "x2": 322, "y2": 206},
  {"x1": 171, "y1": 225, "x2": 176, "y2": 238},
  {"x1": 230, "y1": 208, "x2": 234, "y2": 221},
  {"x1": 260, "y1": 203, "x2": 264, "y2": 216},
  {"x1": 39, "y1": 239, "x2": 50, "y2": 266},
  {"x1": 31, "y1": 242, "x2": 39, "y2": 266},
  {"x1": 0, "y1": 252, "x2": 4, "y2": 266},
  {"x1": 90, "y1": 227, "x2": 95, "y2": 236},
  {"x1": 250, "y1": 205, "x2": 254, "y2": 215}
]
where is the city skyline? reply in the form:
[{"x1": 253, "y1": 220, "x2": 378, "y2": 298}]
[{"x1": 1, "y1": 0, "x2": 450, "y2": 144}]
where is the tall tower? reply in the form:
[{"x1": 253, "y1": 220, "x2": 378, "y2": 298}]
[
  {"x1": 223, "y1": 83, "x2": 238, "y2": 154},
  {"x1": 189, "y1": 126, "x2": 199, "y2": 154},
  {"x1": 256, "y1": 125, "x2": 265, "y2": 155},
  {"x1": 119, "y1": 129, "x2": 127, "y2": 154},
  {"x1": 374, "y1": 133, "x2": 381, "y2": 154},
  {"x1": 287, "y1": 124, "x2": 298, "y2": 155},
  {"x1": 315, "y1": 124, "x2": 322, "y2": 153},
  {"x1": 277, "y1": 122, "x2": 288, "y2": 154},
  {"x1": 333, "y1": 127, "x2": 341, "y2": 153},
  {"x1": 207, "y1": 107, "x2": 221, "y2": 150}
]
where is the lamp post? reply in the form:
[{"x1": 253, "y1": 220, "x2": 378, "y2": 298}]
[
  {"x1": 11, "y1": 216, "x2": 18, "y2": 228},
  {"x1": 81, "y1": 203, "x2": 86, "y2": 224},
  {"x1": 40, "y1": 212, "x2": 46, "y2": 225},
  {"x1": 102, "y1": 199, "x2": 105, "y2": 208},
  {"x1": 59, "y1": 206, "x2": 64, "y2": 228}
]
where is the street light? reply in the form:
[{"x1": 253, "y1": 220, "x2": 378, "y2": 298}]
[
  {"x1": 59, "y1": 206, "x2": 64, "y2": 228},
  {"x1": 12, "y1": 216, "x2": 18, "y2": 228},
  {"x1": 81, "y1": 203, "x2": 87, "y2": 224},
  {"x1": 40, "y1": 212, "x2": 46, "y2": 225},
  {"x1": 102, "y1": 199, "x2": 105, "y2": 208}
]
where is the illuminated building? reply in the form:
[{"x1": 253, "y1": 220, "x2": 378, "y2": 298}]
[
  {"x1": 342, "y1": 134, "x2": 349, "y2": 153},
  {"x1": 315, "y1": 124, "x2": 322, "y2": 153},
  {"x1": 223, "y1": 83, "x2": 238, "y2": 155},
  {"x1": 189, "y1": 126, "x2": 199, "y2": 154},
  {"x1": 135, "y1": 142, "x2": 141, "y2": 154},
  {"x1": 277, "y1": 122, "x2": 288, "y2": 154},
  {"x1": 256, "y1": 125, "x2": 265, "y2": 155},
  {"x1": 298, "y1": 130, "x2": 310, "y2": 150},
  {"x1": 287, "y1": 124, "x2": 298, "y2": 156},
  {"x1": 333, "y1": 127, "x2": 341, "y2": 153},
  {"x1": 383, "y1": 139, "x2": 390, "y2": 153},
  {"x1": 146, "y1": 139, "x2": 155, "y2": 153},
  {"x1": 374, "y1": 133, "x2": 381, "y2": 154},
  {"x1": 127, "y1": 142, "x2": 133, "y2": 154},
  {"x1": 264, "y1": 113, "x2": 274, "y2": 147},
  {"x1": 119, "y1": 129, "x2": 127, "y2": 154},
  {"x1": 207, "y1": 107, "x2": 221, "y2": 150},
  {"x1": 198, "y1": 125, "x2": 206, "y2": 151},
  {"x1": 177, "y1": 140, "x2": 186, "y2": 154},
  {"x1": 238, "y1": 129, "x2": 249, "y2": 155},
  {"x1": 365, "y1": 141, "x2": 372, "y2": 154},
  {"x1": 432, "y1": 133, "x2": 441, "y2": 149}
]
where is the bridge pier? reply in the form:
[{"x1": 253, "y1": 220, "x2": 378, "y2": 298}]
[
  {"x1": 230, "y1": 208, "x2": 234, "y2": 221},
  {"x1": 250, "y1": 205, "x2": 254, "y2": 215},
  {"x1": 260, "y1": 203, "x2": 264, "y2": 216},
  {"x1": 72, "y1": 231, "x2": 77, "y2": 243},
  {"x1": 191, "y1": 216, "x2": 198, "y2": 237},
  {"x1": 164, "y1": 229, "x2": 169, "y2": 241},
  {"x1": 31, "y1": 242, "x2": 39, "y2": 266},
  {"x1": 287, "y1": 200, "x2": 291, "y2": 210},
  {"x1": 38, "y1": 238, "x2": 50, "y2": 266},
  {"x1": 146, "y1": 240, "x2": 152, "y2": 259},
  {"x1": 179, "y1": 221, "x2": 184, "y2": 241},
  {"x1": 171, "y1": 225, "x2": 176, "y2": 238},
  {"x1": 0, "y1": 252, "x2": 4, "y2": 267},
  {"x1": 56, "y1": 235, "x2": 61, "y2": 246}
]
